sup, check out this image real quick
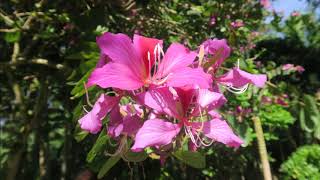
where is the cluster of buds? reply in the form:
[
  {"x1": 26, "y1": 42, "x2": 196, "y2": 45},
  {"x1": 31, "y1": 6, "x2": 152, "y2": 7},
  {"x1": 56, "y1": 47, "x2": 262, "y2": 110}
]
[{"x1": 78, "y1": 33, "x2": 267, "y2": 163}]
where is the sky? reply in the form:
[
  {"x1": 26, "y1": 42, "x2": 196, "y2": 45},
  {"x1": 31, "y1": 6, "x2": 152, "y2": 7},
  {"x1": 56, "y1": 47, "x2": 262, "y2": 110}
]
[{"x1": 270, "y1": 0, "x2": 320, "y2": 18}]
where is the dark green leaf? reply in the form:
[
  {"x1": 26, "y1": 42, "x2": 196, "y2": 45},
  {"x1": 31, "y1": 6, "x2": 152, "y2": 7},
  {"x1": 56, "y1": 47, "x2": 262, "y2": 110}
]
[
  {"x1": 97, "y1": 155, "x2": 121, "y2": 179},
  {"x1": 173, "y1": 150, "x2": 206, "y2": 169}
]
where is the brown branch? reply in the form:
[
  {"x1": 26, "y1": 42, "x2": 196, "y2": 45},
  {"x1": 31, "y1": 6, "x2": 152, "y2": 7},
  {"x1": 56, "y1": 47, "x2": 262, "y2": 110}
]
[
  {"x1": 252, "y1": 116, "x2": 272, "y2": 180},
  {"x1": 0, "y1": 58, "x2": 67, "y2": 71}
]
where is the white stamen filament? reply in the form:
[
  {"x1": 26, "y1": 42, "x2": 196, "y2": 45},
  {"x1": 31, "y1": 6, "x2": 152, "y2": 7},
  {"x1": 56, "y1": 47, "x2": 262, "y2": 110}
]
[
  {"x1": 147, "y1": 51, "x2": 152, "y2": 78},
  {"x1": 237, "y1": 59, "x2": 240, "y2": 69},
  {"x1": 83, "y1": 82, "x2": 93, "y2": 107},
  {"x1": 225, "y1": 84, "x2": 249, "y2": 94}
]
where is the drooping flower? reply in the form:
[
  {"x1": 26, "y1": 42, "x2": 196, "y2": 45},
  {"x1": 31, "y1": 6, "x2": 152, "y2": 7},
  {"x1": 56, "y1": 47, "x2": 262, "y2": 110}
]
[
  {"x1": 231, "y1": 20, "x2": 244, "y2": 28},
  {"x1": 87, "y1": 32, "x2": 211, "y2": 90},
  {"x1": 78, "y1": 94, "x2": 120, "y2": 134},
  {"x1": 131, "y1": 87, "x2": 242, "y2": 151},
  {"x1": 200, "y1": 38, "x2": 267, "y2": 94}
]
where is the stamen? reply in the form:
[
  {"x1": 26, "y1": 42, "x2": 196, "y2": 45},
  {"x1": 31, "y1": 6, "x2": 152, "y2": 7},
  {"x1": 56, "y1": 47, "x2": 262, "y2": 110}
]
[
  {"x1": 184, "y1": 126, "x2": 200, "y2": 147},
  {"x1": 147, "y1": 51, "x2": 152, "y2": 78},
  {"x1": 83, "y1": 82, "x2": 93, "y2": 107},
  {"x1": 195, "y1": 132, "x2": 214, "y2": 146},
  {"x1": 225, "y1": 84, "x2": 249, "y2": 94},
  {"x1": 198, "y1": 45, "x2": 205, "y2": 67},
  {"x1": 237, "y1": 59, "x2": 240, "y2": 69},
  {"x1": 154, "y1": 73, "x2": 172, "y2": 85},
  {"x1": 82, "y1": 105, "x2": 89, "y2": 113}
]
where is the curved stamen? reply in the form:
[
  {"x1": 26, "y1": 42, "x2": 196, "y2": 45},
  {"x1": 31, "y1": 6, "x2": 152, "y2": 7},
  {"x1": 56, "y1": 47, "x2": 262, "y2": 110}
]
[
  {"x1": 105, "y1": 136, "x2": 127, "y2": 156},
  {"x1": 83, "y1": 82, "x2": 93, "y2": 107},
  {"x1": 225, "y1": 84, "x2": 249, "y2": 94},
  {"x1": 82, "y1": 105, "x2": 89, "y2": 113}
]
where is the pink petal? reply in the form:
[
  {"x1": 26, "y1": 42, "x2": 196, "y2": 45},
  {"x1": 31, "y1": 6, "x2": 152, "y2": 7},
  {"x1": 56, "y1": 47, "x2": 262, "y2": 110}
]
[
  {"x1": 87, "y1": 63, "x2": 144, "y2": 90},
  {"x1": 197, "y1": 89, "x2": 224, "y2": 108},
  {"x1": 207, "y1": 110, "x2": 222, "y2": 119},
  {"x1": 78, "y1": 95, "x2": 119, "y2": 134},
  {"x1": 96, "y1": 53, "x2": 110, "y2": 68},
  {"x1": 156, "y1": 43, "x2": 197, "y2": 77},
  {"x1": 131, "y1": 119, "x2": 181, "y2": 152},
  {"x1": 166, "y1": 67, "x2": 212, "y2": 89},
  {"x1": 201, "y1": 39, "x2": 231, "y2": 69},
  {"x1": 192, "y1": 119, "x2": 243, "y2": 148},
  {"x1": 175, "y1": 86, "x2": 195, "y2": 114},
  {"x1": 217, "y1": 68, "x2": 267, "y2": 88},
  {"x1": 136, "y1": 87, "x2": 180, "y2": 119},
  {"x1": 122, "y1": 115, "x2": 143, "y2": 136},
  {"x1": 133, "y1": 34, "x2": 163, "y2": 75},
  {"x1": 96, "y1": 32, "x2": 146, "y2": 79},
  {"x1": 107, "y1": 106, "x2": 123, "y2": 138}
]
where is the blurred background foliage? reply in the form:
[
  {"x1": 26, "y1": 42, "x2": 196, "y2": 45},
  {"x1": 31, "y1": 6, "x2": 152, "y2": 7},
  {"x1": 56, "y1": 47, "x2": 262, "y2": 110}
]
[{"x1": 0, "y1": 0, "x2": 319, "y2": 179}]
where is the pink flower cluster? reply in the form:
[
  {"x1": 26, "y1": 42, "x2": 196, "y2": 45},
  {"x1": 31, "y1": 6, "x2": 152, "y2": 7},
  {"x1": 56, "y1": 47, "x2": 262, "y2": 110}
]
[
  {"x1": 282, "y1": 64, "x2": 305, "y2": 73},
  {"x1": 78, "y1": 33, "x2": 267, "y2": 161}
]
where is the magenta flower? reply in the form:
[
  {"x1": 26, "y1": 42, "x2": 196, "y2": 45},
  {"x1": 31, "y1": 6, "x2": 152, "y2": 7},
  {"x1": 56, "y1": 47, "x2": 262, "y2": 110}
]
[
  {"x1": 282, "y1": 64, "x2": 305, "y2": 73},
  {"x1": 231, "y1": 20, "x2": 244, "y2": 28},
  {"x1": 87, "y1": 32, "x2": 211, "y2": 90},
  {"x1": 260, "y1": 0, "x2": 271, "y2": 9},
  {"x1": 131, "y1": 87, "x2": 243, "y2": 151},
  {"x1": 78, "y1": 94, "x2": 120, "y2": 134}
]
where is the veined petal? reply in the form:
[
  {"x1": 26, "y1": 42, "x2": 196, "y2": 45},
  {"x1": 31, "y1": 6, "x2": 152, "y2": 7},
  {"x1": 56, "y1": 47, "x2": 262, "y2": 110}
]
[
  {"x1": 192, "y1": 119, "x2": 243, "y2": 148},
  {"x1": 122, "y1": 115, "x2": 143, "y2": 136},
  {"x1": 166, "y1": 67, "x2": 212, "y2": 89},
  {"x1": 201, "y1": 39, "x2": 230, "y2": 69},
  {"x1": 107, "y1": 106, "x2": 123, "y2": 138},
  {"x1": 131, "y1": 119, "x2": 181, "y2": 152},
  {"x1": 157, "y1": 43, "x2": 197, "y2": 77},
  {"x1": 136, "y1": 87, "x2": 180, "y2": 118},
  {"x1": 133, "y1": 34, "x2": 163, "y2": 75},
  {"x1": 197, "y1": 89, "x2": 224, "y2": 108},
  {"x1": 87, "y1": 63, "x2": 144, "y2": 90},
  {"x1": 217, "y1": 68, "x2": 267, "y2": 88},
  {"x1": 96, "y1": 32, "x2": 146, "y2": 78},
  {"x1": 78, "y1": 94, "x2": 119, "y2": 134},
  {"x1": 96, "y1": 53, "x2": 109, "y2": 68}
]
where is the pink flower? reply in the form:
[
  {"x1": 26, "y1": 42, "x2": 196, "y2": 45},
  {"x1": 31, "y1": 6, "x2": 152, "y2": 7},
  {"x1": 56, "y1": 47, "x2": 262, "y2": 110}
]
[
  {"x1": 87, "y1": 32, "x2": 211, "y2": 90},
  {"x1": 201, "y1": 38, "x2": 231, "y2": 72},
  {"x1": 209, "y1": 16, "x2": 216, "y2": 26},
  {"x1": 260, "y1": 0, "x2": 270, "y2": 9},
  {"x1": 231, "y1": 20, "x2": 244, "y2": 28},
  {"x1": 107, "y1": 105, "x2": 143, "y2": 138},
  {"x1": 217, "y1": 68, "x2": 267, "y2": 88},
  {"x1": 131, "y1": 87, "x2": 242, "y2": 151},
  {"x1": 282, "y1": 64, "x2": 305, "y2": 73},
  {"x1": 291, "y1": 11, "x2": 300, "y2": 17},
  {"x1": 282, "y1": 64, "x2": 295, "y2": 71},
  {"x1": 295, "y1": 65, "x2": 305, "y2": 73},
  {"x1": 78, "y1": 94, "x2": 120, "y2": 134}
]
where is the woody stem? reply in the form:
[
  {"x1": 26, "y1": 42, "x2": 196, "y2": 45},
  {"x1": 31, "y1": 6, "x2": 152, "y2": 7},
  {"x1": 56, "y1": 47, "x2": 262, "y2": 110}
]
[{"x1": 252, "y1": 116, "x2": 272, "y2": 180}]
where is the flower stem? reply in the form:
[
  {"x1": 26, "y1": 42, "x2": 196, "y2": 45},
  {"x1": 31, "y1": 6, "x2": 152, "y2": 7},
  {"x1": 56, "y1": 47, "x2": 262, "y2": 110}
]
[{"x1": 252, "y1": 116, "x2": 272, "y2": 180}]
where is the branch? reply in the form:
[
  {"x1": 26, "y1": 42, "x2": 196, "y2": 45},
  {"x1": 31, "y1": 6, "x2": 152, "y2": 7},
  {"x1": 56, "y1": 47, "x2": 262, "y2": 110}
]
[{"x1": 0, "y1": 58, "x2": 68, "y2": 71}]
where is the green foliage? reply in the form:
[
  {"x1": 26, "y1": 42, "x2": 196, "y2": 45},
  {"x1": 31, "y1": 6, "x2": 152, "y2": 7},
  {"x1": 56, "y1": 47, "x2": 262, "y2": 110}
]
[
  {"x1": 97, "y1": 155, "x2": 121, "y2": 179},
  {"x1": 173, "y1": 150, "x2": 206, "y2": 169},
  {"x1": 259, "y1": 104, "x2": 295, "y2": 128},
  {"x1": 299, "y1": 94, "x2": 320, "y2": 140},
  {"x1": 280, "y1": 145, "x2": 320, "y2": 180}
]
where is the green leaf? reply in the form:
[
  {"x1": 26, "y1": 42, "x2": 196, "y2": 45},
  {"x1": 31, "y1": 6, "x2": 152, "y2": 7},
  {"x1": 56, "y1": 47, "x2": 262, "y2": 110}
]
[
  {"x1": 87, "y1": 130, "x2": 109, "y2": 163},
  {"x1": 122, "y1": 150, "x2": 148, "y2": 162},
  {"x1": 173, "y1": 150, "x2": 206, "y2": 169},
  {"x1": 73, "y1": 125, "x2": 88, "y2": 142},
  {"x1": 97, "y1": 155, "x2": 121, "y2": 179},
  {"x1": 4, "y1": 31, "x2": 20, "y2": 43}
]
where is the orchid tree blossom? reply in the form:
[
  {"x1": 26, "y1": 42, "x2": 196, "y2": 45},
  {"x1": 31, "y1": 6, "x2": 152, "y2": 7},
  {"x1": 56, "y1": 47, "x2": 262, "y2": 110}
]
[
  {"x1": 200, "y1": 38, "x2": 267, "y2": 94},
  {"x1": 131, "y1": 87, "x2": 243, "y2": 152},
  {"x1": 78, "y1": 94, "x2": 120, "y2": 134},
  {"x1": 87, "y1": 32, "x2": 212, "y2": 90}
]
